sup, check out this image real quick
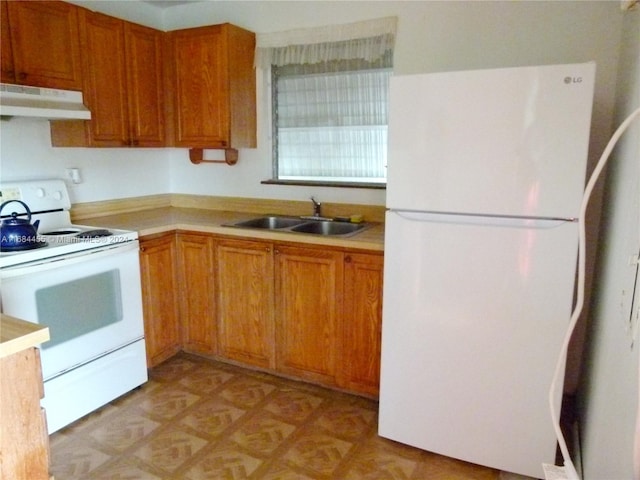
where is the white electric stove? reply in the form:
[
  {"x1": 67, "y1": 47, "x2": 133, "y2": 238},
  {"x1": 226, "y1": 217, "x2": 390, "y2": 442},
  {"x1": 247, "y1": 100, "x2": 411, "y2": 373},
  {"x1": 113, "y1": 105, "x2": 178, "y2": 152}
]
[{"x1": 0, "y1": 179, "x2": 147, "y2": 434}]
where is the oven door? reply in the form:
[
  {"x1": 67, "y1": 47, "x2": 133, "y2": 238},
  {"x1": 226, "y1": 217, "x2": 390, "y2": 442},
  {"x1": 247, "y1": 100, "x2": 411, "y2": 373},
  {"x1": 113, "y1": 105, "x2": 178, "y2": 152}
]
[{"x1": 0, "y1": 241, "x2": 145, "y2": 381}]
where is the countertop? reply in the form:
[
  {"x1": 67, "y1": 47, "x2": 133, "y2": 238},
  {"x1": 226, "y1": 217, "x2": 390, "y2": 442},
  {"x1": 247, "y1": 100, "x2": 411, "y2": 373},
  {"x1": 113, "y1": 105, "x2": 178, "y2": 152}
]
[
  {"x1": 78, "y1": 207, "x2": 385, "y2": 252},
  {"x1": 0, "y1": 314, "x2": 50, "y2": 359}
]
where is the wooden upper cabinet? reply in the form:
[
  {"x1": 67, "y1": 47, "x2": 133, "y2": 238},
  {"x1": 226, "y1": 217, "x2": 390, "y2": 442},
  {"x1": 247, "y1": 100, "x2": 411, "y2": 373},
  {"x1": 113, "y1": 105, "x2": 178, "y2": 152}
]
[
  {"x1": 3, "y1": 0, "x2": 82, "y2": 89},
  {"x1": 78, "y1": 11, "x2": 129, "y2": 146},
  {"x1": 1, "y1": 1, "x2": 15, "y2": 83},
  {"x1": 125, "y1": 21, "x2": 167, "y2": 146},
  {"x1": 51, "y1": 11, "x2": 166, "y2": 147},
  {"x1": 170, "y1": 23, "x2": 256, "y2": 149}
]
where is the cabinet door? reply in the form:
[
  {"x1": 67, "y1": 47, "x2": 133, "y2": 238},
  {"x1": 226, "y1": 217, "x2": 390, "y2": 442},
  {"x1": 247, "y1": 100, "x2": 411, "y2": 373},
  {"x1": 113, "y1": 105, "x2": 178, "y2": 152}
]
[
  {"x1": 275, "y1": 245, "x2": 343, "y2": 385},
  {"x1": 341, "y1": 252, "x2": 384, "y2": 396},
  {"x1": 0, "y1": 348, "x2": 49, "y2": 480},
  {"x1": 177, "y1": 233, "x2": 216, "y2": 354},
  {"x1": 79, "y1": 10, "x2": 129, "y2": 146},
  {"x1": 50, "y1": 12, "x2": 167, "y2": 148},
  {"x1": 6, "y1": 1, "x2": 82, "y2": 89},
  {"x1": 1, "y1": 1, "x2": 14, "y2": 83},
  {"x1": 125, "y1": 22, "x2": 166, "y2": 147},
  {"x1": 171, "y1": 24, "x2": 230, "y2": 148},
  {"x1": 139, "y1": 234, "x2": 181, "y2": 368},
  {"x1": 216, "y1": 238, "x2": 275, "y2": 368}
]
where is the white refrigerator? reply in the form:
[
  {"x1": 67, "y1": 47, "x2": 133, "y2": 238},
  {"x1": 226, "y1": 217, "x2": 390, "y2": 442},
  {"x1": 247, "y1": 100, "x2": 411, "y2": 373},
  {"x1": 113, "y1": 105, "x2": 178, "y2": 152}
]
[{"x1": 378, "y1": 62, "x2": 595, "y2": 478}]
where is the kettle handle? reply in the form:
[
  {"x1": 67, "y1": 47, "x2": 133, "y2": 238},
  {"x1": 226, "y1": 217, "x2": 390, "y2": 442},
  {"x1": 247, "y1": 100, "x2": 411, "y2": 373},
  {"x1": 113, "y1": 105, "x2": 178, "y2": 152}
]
[{"x1": 0, "y1": 200, "x2": 32, "y2": 220}]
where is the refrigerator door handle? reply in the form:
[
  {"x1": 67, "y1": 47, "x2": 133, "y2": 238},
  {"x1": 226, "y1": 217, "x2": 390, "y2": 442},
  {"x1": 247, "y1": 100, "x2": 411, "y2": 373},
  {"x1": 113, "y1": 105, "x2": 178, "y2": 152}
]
[{"x1": 391, "y1": 210, "x2": 576, "y2": 229}]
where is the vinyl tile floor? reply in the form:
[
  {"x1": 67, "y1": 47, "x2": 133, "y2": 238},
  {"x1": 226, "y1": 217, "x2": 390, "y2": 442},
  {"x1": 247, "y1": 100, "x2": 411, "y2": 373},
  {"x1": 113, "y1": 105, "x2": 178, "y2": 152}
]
[{"x1": 49, "y1": 353, "x2": 500, "y2": 479}]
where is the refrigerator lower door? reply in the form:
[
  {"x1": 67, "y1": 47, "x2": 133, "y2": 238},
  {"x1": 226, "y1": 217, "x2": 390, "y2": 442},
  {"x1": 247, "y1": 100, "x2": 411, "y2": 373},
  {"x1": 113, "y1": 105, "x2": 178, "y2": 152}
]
[{"x1": 378, "y1": 210, "x2": 577, "y2": 478}]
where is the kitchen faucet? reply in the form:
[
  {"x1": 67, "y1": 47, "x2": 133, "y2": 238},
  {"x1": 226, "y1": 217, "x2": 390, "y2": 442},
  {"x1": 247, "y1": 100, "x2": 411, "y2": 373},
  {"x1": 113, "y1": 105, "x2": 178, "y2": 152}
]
[{"x1": 310, "y1": 196, "x2": 322, "y2": 217}]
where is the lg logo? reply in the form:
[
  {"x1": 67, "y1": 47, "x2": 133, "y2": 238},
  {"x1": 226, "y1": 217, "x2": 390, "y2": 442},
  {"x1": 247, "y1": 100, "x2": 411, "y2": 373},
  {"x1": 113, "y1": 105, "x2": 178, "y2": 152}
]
[{"x1": 564, "y1": 76, "x2": 583, "y2": 84}]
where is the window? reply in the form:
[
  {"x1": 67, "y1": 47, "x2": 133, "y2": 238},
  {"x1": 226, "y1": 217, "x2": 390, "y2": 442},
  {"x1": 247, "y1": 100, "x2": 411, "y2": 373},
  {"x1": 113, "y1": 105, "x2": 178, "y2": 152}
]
[
  {"x1": 256, "y1": 17, "x2": 397, "y2": 188},
  {"x1": 272, "y1": 56, "x2": 392, "y2": 186}
]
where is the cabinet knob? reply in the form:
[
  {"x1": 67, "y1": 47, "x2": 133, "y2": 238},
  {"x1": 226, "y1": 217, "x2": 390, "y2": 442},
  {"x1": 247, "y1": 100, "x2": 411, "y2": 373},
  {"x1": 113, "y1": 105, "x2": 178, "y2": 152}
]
[
  {"x1": 345, "y1": 256, "x2": 352, "y2": 263},
  {"x1": 17, "y1": 72, "x2": 27, "y2": 81}
]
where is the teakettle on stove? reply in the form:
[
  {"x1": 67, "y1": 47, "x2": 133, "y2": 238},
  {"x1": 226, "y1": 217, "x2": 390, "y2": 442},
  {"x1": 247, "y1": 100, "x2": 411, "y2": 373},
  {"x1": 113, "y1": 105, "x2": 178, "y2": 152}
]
[{"x1": 0, "y1": 200, "x2": 46, "y2": 251}]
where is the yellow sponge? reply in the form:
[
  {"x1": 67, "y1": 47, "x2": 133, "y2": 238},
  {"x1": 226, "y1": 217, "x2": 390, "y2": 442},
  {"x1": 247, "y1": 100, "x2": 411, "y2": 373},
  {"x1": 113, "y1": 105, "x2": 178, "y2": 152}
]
[{"x1": 350, "y1": 214, "x2": 364, "y2": 224}]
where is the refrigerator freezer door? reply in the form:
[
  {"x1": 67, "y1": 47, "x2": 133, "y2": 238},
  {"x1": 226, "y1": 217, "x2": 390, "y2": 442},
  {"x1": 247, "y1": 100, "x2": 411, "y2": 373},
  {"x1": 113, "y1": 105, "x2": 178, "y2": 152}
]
[
  {"x1": 378, "y1": 210, "x2": 577, "y2": 478},
  {"x1": 386, "y1": 62, "x2": 595, "y2": 219}
]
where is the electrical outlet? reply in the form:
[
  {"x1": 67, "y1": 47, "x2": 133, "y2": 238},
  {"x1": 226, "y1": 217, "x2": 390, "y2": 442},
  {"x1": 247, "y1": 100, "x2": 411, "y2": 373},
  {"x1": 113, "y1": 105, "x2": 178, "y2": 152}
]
[{"x1": 65, "y1": 167, "x2": 82, "y2": 184}]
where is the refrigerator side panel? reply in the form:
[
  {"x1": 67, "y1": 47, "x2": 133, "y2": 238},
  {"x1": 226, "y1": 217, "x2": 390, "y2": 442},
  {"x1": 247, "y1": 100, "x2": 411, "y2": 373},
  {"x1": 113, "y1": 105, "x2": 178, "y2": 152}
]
[
  {"x1": 386, "y1": 62, "x2": 595, "y2": 218},
  {"x1": 378, "y1": 210, "x2": 577, "y2": 478}
]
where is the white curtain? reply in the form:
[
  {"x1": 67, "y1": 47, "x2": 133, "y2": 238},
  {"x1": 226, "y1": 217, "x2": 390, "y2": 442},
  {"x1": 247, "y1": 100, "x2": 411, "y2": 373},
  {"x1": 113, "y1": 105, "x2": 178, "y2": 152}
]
[{"x1": 255, "y1": 16, "x2": 397, "y2": 68}]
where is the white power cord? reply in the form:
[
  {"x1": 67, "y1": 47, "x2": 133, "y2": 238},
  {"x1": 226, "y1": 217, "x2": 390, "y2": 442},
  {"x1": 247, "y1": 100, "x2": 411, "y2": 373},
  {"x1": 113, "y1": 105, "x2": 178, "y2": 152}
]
[{"x1": 548, "y1": 106, "x2": 640, "y2": 480}]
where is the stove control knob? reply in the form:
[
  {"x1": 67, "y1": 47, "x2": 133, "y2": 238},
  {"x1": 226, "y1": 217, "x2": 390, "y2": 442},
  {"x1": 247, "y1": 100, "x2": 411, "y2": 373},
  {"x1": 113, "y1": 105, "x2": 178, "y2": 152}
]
[
  {"x1": 35, "y1": 188, "x2": 45, "y2": 198},
  {"x1": 53, "y1": 191, "x2": 63, "y2": 201}
]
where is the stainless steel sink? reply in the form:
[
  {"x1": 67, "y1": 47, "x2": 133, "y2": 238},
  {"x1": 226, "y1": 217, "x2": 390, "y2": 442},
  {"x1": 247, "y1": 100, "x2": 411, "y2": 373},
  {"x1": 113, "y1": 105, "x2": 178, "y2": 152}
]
[
  {"x1": 231, "y1": 216, "x2": 307, "y2": 229},
  {"x1": 226, "y1": 216, "x2": 371, "y2": 237},
  {"x1": 290, "y1": 221, "x2": 366, "y2": 236}
]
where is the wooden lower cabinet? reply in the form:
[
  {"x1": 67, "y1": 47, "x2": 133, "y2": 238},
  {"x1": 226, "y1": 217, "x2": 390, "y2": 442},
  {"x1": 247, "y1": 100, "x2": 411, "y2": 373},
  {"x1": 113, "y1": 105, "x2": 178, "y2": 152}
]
[
  {"x1": 177, "y1": 233, "x2": 216, "y2": 355},
  {"x1": 139, "y1": 233, "x2": 181, "y2": 367},
  {"x1": 340, "y1": 252, "x2": 384, "y2": 396},
  {"x1": 0, "y1": 347, "x2": 50, "y2": 480},
  {"x1": 275, "y1": 244, "x2": 344, "y2": 386},
  {"x1": 216, "y1": 238, "x2": 274, "y2": 368},
  {"x1": 139, "y1": 231, "x2": 384, "y2": 396}
]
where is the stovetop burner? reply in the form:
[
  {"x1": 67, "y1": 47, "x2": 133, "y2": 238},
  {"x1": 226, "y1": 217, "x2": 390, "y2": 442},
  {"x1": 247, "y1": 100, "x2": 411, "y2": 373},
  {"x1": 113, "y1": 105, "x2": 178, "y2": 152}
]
[
  {"x1": 75, "y1": 229, "x2": 113, "y2": 239},
  {"x1": 40, "y1": 227, "x2": 115, "y2": 239},
  {"x1": 41, "y1": 229, "x2": 82, "y2": 236}
]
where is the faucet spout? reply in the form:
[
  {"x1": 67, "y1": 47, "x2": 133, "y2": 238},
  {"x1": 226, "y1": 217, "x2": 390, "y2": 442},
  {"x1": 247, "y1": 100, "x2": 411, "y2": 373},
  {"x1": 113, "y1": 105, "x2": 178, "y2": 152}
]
[{"x1": 310, "y1": 196, "x2": 322, "y2": 217}]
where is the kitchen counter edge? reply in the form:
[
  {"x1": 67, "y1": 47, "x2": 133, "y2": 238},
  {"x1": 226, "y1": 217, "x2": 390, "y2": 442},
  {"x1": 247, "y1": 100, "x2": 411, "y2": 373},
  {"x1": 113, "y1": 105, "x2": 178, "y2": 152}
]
[
  {"x1": 76, "y1": 207, "x2": 385, "y2": 252},
  {"x1": 0, "y1": 314, "x2": 50, "y2": 359}
]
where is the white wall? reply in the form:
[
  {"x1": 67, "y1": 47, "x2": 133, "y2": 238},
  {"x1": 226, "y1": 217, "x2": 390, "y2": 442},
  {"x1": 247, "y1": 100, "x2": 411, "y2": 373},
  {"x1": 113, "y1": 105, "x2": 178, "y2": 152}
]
[
  {"x1": 162, "y1": 1, "x2": 623, "y2": 207},
  {"x1": 0, "y1": 1, "x2": 624, "y2": 207},
  {"x1": 0, "y1": 118, "x2": 170, "y2": 204},
  {"x1": 579, "y1": 7, "x2": 640, "y2": 479}
]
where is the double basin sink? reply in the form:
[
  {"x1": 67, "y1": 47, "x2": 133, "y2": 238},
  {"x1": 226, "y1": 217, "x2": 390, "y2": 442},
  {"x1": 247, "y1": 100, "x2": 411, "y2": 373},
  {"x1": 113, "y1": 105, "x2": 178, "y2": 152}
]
[{"x1": 226, "y1": 215, "x2": 371, "y2": 237}]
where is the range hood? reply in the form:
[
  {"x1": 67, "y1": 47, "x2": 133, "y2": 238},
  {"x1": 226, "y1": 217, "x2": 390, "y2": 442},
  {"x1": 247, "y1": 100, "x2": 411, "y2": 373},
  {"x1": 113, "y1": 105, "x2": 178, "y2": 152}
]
[{"x1": 0, "y1": 83, "x2": 91, "y2": 120}]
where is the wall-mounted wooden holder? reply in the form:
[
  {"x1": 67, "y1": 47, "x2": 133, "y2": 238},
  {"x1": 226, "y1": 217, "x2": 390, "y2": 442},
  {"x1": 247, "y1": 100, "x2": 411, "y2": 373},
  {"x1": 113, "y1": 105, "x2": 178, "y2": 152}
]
[{"x1": 189, "y1": 148, "x2": 238, "y2": 165}]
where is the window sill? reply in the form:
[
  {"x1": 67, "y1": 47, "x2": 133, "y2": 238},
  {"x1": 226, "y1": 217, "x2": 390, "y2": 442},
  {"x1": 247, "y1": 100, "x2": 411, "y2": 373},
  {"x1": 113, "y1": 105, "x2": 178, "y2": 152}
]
[{"x1": 261, "y1": 179, "x2": 386, "y2": 189}]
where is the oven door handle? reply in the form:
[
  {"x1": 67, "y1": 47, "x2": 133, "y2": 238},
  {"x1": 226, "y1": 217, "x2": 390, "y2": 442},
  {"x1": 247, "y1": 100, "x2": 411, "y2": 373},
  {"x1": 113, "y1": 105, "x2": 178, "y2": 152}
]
[{"x1": 0, "y1": 241, "x2": 140, "y2": 278}]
